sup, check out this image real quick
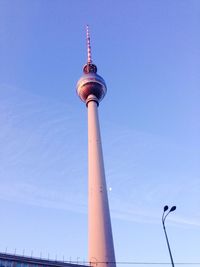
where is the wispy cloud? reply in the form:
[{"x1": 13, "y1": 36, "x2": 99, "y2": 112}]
[
  {"x1": 0, "y1": 83, "x2": 199, "y2": 230},
  {"x1": 0, "y1": 181, "x2": 87, "y2": 213}
]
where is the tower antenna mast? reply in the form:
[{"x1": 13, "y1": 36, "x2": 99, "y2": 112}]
[
  {"x1": 83, "y1": 25, "x2": 97, "y2": 74},
  {"x1": 86, "y1": 25, "x2": 92, "y2": 64}
]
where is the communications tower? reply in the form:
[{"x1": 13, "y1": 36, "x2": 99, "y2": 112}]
[{"x1": 76, "y1": 26, "x2": 116, "y2": 267}]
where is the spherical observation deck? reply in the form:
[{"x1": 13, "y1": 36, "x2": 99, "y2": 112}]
[{"x1": 76, "y1": 63, "x2": 107, "y2": 104}]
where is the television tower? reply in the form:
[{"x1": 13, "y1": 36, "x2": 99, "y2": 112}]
[{"x1": 76, "y1": 26, "x2": 116, "y2": 267}]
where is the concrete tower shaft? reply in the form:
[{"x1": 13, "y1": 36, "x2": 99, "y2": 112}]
[{"x1": 87, "y1": 96, "x2": 116, "y2": 267}]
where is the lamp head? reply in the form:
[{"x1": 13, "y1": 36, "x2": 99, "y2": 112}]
[
  {"x1": 170, "y1": 206, "x2": 176, "y2": 212},
  {"x1": 163, "y1": 205, "x2": 169, "y2": 212}
]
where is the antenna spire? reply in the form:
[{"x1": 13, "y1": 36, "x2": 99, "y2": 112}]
[
  {"x1": 86, "y1": 25, "x2": 92, "y2": 64},
  {"x1": 83, "y1": 25, "x2": 97, "y2": 74}
]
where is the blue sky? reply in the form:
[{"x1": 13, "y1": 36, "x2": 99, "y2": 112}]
[{"x1": 0, "y1": 0, "x2": 200, "y2": 266}]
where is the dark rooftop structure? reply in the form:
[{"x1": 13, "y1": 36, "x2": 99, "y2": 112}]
[{"x1": 0, "y1": 253, "x2": 88, "y2": 267}]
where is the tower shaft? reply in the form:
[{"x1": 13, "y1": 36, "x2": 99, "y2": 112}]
[{"x1": 88, "y1": 96, "x2": 116, "y2": 267}]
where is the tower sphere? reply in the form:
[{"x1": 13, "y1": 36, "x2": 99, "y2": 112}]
[{"x1": 76, "y1": 67, "x2": 107, "y2": 103}]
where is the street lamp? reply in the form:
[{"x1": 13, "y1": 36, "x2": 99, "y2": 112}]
[{"x1": 162, "y1": 205, "x2": 176, "y2": 267}]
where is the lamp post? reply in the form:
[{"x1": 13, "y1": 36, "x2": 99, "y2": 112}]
[{"x1": 162, "y1": 205, "x2": 176, "y2": 267}]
